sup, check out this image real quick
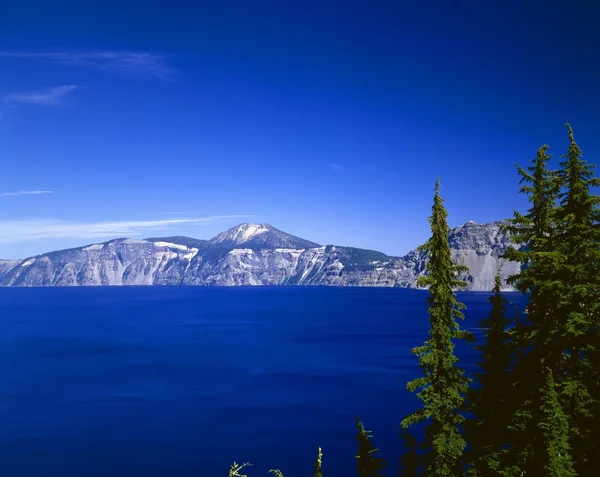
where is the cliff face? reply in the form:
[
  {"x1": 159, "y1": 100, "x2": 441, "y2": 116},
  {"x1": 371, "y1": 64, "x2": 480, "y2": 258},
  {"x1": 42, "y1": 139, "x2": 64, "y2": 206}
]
[
  {"x1": 447, "y1": 221, "x2": 521, "y2": 291},
  {"x1": 0, "y1": 260, "x2": 21, "y2": 278},
  {"x1": 0, "y1": 221, "x2": 522, "y2": 290}
]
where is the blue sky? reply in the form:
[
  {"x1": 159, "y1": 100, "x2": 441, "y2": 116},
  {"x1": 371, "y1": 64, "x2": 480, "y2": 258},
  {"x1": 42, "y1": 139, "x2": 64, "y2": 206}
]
[{"x1": 0, "y1": 0, "x2": 599, "y2": 259}]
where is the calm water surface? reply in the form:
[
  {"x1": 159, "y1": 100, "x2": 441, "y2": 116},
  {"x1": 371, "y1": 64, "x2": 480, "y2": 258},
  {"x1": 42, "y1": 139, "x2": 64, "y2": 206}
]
[{"x1": 0, "y1": 287, "x2": 527, "y2": 477}]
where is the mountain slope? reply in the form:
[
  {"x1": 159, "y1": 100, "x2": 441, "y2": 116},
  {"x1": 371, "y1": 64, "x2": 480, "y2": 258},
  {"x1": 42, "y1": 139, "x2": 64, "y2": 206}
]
[
  {"x1": 208, "y1": 223, "x2": 320, "y2": 249},
  {"x1": 1, "y1": 238, "x2": 202, "y2": 287},
  {"x1": 0, "y1": 221, "x2": 522, "y2": 290},
  {"x1": 0, "y1": 259, "x2": 22, "y2": 277}
]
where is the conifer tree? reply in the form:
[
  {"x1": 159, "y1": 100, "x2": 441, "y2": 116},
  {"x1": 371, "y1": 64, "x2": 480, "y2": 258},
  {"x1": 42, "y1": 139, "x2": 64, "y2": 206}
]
[
  {"x1": 312, "y1": 447, "x2": 323, "y2": 477},
  {"x1": 464, "y1": 267, "x2": 513, "y2": 476},
  {"x1": 354, "y1": 417, "x2": 386, "y2": 477},
  {"x1": 538, "y1": 367, "x2": 576, "y2": 477},
  {"x1": 400, "y1": 178, "x2": 472, "y2": 477},
  {"x1": 500, "y1": 144, "x2": 562, "y2": 475},
  {"x1": 229, "y1": 462, "x2": 252, "y2": 477},
  {"x1": 502, "y1": 145, "x2": 562, "y2": 355},
  {"x1": 399, "y1": 428, "x2": 419, "y2": 477},
  {"x1": 553, "y1": 122, "x2": 600, "y2": 474}
]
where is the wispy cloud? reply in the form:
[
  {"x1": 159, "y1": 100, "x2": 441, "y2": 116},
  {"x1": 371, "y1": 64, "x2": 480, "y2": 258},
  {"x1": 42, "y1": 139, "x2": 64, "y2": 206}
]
[
  {"x1": 4, "y1": 85, "x2": 79, "y2": 106},
  {"x1": 328, "y1": 163, "x2": 344, "y2": 174},
  {"x1": 0, "y1": 215, "x2": 253, "y2": 243},
  {"x1": 1, "y1": 190, "x2": 54, "y2": 197},
  {"x1": 0, "y1": 51, "x2": 176, "y2": 80}
]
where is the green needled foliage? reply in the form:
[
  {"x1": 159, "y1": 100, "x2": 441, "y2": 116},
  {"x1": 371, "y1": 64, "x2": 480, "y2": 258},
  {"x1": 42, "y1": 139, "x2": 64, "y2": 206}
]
[
  {"x1": 502, "y1": 144, "x2": 561, "y2": 322},
  {"x1": 500, "y1": 144, "x2": 563, "y2": 475},
  {"x1": 229, "y1": 462, "x2": 252, "y2": 477},
  {"x1": 401, "y1": 178, "x2": 472, "y2": 477},
  {"x1": 502, "y1": 145, "x2": 562, "y2": 349},
  {"x1": 354, "y1": 417, "x2": 386, "y2": 477},
  {"x1": 465, "y1": 267, "x2": 513, "y2": 476},
  {"x1": 539, "y1": 368, "x2": 576, "y2": 477},
  {"x1": 313, "y1": 447, "x2": 323, "y2": 477},
  {"x1": 499, "y1": 125, "x2": 600, "y2": 475},
  {"x1": 554, "y1": 123, "x2": 600, "y2": 475}
]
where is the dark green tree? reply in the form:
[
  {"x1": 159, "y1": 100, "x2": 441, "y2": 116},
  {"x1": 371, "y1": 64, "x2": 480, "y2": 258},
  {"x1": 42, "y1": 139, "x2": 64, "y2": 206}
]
[
  {"x1": 500, "y1": 144, "x2": 563, "y2": 475},
  {"x1": 400, "y1": 178, "x2": 472, "y2": 477},
  {"x1": 502, "y1": 145, "x2": 562, "y2": 359},
  {"x1": 553, "y1": 122, "x2": 600, "y2": 474},
  {"x1": 538, "y1": 367, "x2": 576, "y2": 477},
  {"x1": 464, "y1": 267, "x2": 513, "y2": 476},
  {"x1": 354, "y1": 417, "x2": 386, "y2": 477},
  {"x1": 399, "y1": 428, "x2": 419, "y2": 477}
]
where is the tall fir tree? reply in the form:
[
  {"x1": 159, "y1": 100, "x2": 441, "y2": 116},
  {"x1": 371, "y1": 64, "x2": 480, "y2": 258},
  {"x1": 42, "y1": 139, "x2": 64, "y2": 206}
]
[
  {"x1": 538, "y1": 367, "x2": 576, "y2": 477},
  {"x1": 354, "y1": 417, "x2": 386, "y2": 477},
  {"x1": 500, "y1": 144, "x2": 564, "y2": 475},
  {"x1": 400, "y1": 178, "x2": 472, "y2": 477},
  {"x1": 553, "y1": 122, "x2": 600, "y2": 474},
  {"x1": 502, "y1": 145, "x2": 563, "y2": 356},
  {"x1": 464, "y1": 267, "x2": 513, "y2": 476}
]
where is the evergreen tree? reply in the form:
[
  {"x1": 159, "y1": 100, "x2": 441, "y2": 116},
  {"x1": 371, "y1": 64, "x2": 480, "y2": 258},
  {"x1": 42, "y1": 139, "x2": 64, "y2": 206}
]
[
  {"x1": 554, "y1": 122, "x2": 600, "y2": 474},
  {"x1": 229, "y1": 462, "x2": 252, "y2": 477},
  {"x1": 354, "y1": 417, "x2": 386, "y2": 477},
  {"x1": 464, "y1": 267, "x2": 513, "y2": 476},
  {"x1": 399, "y1": 428, "x2": 419, "y2": 477},
  {"x1": 502, "y1": 145, "x2": 562, "y2": 358},
  {"x1": 500, "y1": 144, "x2": 562, "y2": 475},
  {"x1": 400, "y1": 178, "x2": 472, "y2": 477},
  {"x1": 313, "y1": 447, "x2": 323, "y2": 477},
  {"x1": 538, "y1": 368, "x2": 576, "y2": 477}
]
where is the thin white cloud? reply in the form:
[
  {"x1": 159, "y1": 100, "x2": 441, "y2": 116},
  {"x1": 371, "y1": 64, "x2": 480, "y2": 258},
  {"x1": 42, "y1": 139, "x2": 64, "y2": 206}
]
[
  {"x1": 0, "y1": 215, "x2": 253, "y2": 244},
  {"x1": 0, "y1": 51, "x2": 176, "y2": 80},
  {"x1": 4, "y1": 85, "x2": 79, "y2": 106},
  {"x1": 1, "y1": 190, "x2": 54, "y2": 197},
  {"x1": 328, "y1": 163, "x2": 344, "y2": 174}
]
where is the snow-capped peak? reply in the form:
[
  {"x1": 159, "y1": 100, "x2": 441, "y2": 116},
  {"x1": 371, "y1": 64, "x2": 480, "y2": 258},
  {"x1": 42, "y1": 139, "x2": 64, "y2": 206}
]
[
  {"x1": 209, "y1": 223, "x2": 273, "y2": 245},
  {"x1": 208, "y1": 223, "x2": 321, "y2": 250}
]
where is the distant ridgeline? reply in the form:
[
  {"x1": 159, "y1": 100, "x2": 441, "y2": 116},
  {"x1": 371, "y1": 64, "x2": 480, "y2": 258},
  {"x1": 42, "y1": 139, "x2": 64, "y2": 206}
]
[{"x1": 0, "y1": 221, "x2": 522, "y2": 290}]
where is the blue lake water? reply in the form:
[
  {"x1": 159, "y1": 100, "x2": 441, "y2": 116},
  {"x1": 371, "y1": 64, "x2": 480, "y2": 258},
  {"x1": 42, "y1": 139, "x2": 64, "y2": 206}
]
[{"x1": 0, "y1": 287, "x2": 527, "y2": 477}]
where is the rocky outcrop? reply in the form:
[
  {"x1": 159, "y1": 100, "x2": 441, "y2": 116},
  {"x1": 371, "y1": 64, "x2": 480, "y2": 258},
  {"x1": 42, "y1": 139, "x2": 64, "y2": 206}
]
[{"x1": 0, "y1": 259, "x2": 21, "y2": 277}]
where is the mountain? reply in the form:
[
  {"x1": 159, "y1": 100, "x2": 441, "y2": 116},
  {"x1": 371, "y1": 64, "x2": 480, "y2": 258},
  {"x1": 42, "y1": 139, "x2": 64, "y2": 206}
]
[
  {"x1": 208, "y1": 223, "x2": 320, "y2": 249},
  {"x1": 0, "y1": 238, "x2": 203, "y2": 287},
  {"x1": 0, "y1": 221, "x2": 522, "y2": 290}
]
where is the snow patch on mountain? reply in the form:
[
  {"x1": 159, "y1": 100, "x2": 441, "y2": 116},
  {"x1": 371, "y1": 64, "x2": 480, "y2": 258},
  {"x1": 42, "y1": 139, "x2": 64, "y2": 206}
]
[
  {"x1": 228, "y1": 248, "x2": 254, "y2": 255},
  {"x1": 210, "y1": 223, "x2": 270, "y2": 245},
  {"x1": 181, "y1": 250, "x2": 199, "y2": 261},
  {"x1": 153, "y1": 241, "x2": 191, "y2": 251},
  {"x1": 122, "y1": 239, "x2": 147, "y2": 244},
  {"x1": 83, "y1": 244, "x2": 104, "y2": 252}
]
